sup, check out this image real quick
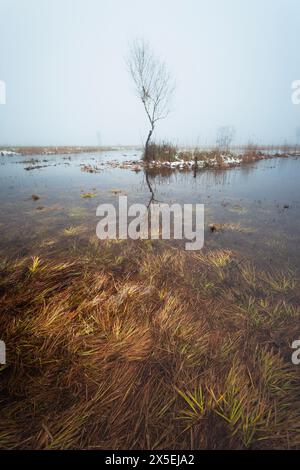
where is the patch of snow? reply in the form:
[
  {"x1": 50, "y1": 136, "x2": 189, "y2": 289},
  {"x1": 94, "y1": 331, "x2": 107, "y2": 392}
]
[
  {"x1": 0, "y1": 150, "x2": 19, "y2": 156},
  {"x1": 222, "y1": 155, "x2": 242, "y2": 165}
]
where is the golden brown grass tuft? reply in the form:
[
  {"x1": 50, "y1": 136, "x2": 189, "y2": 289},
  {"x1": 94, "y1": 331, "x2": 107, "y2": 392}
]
[{"x1": 0, "y1": 242, "x2": 299, "y2": 449}]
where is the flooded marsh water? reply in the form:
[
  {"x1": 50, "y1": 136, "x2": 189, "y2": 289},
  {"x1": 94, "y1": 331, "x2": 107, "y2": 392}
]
[
  {"x1": 1, "y1": 149, "x2": 300, "y2": 450},
  {"x1": 1, "y1": 149, "x2": 300, "y2": 271}
]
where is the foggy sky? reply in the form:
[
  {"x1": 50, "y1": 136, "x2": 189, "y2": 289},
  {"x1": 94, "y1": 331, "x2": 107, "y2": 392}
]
[{"x1": 0, "y1": 0, "x2": 300, "y2": 146}]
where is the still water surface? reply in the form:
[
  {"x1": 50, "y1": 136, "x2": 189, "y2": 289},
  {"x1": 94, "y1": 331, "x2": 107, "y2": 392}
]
[{"x1": 0, "y1": 150, "x2": 299, "y2": 271}]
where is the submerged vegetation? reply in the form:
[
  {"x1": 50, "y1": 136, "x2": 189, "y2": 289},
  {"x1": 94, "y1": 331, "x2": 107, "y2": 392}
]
[{"x1": 0, "y1": 239, "x2": 299, "y2": 450}]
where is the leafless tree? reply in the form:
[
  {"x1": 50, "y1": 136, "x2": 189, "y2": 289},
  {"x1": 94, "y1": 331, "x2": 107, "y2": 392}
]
[
  {"x1": 128, "y1": 39, "x2": 174, "y2": 160},
  {"x1": 216, "y1": 126, "x2": 235, "y2": 151}
]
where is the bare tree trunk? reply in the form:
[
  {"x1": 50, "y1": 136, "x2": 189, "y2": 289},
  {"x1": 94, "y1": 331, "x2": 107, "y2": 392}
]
[{"x1": 144, "y1": 125, "x2": 154, "y2": 161}]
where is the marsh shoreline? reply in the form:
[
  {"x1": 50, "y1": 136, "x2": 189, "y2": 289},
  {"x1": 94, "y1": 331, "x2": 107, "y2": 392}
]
[{"x1": 2, "y1": 145, "x2": 300, "y2": 173}]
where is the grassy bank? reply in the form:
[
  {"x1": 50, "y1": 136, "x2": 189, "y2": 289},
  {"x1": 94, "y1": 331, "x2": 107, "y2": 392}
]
[
  {"x1": 141, "y1": 142, "x2": 298, "y2": 170},
  {"x1": 0, "y1": 239, "x2": 299, "y2": 449}
]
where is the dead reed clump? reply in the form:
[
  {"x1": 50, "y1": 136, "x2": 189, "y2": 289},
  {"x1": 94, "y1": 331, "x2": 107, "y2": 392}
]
[{"x1": 144, "y1": 142, "x2": 178, "y2": 162}]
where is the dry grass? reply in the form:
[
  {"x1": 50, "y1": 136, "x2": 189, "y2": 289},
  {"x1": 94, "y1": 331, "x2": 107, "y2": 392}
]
[
  {"x1": 145, "y1": 142, "x2": 177, "y2": 162},
  {"x1": 63, "y1": 226, "x2": 87, "y2": 237},
  {"x1": 0, "y1": 241, "x2": 299, "y2": 449},
  {"x1": 81, "y1": 192, "x2": 97, "y2": 199},
  {"x1": 1, "y1": 146, "x2": 128, "y2": 156}
]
